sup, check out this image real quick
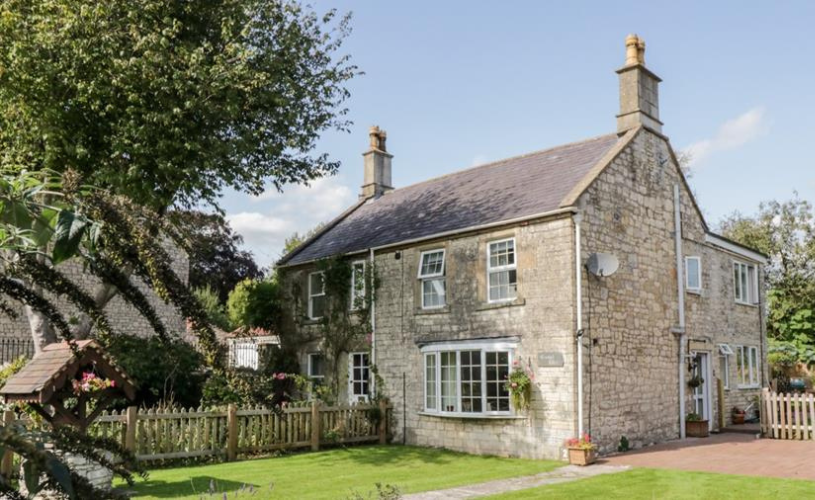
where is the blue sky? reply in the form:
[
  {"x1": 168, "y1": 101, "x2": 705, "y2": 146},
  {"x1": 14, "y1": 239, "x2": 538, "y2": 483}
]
[{"x1": 220, "y1": 1, "x2": 815, "y2": 267}]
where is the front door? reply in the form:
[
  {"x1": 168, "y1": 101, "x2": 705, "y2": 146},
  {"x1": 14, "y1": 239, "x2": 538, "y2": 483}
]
[
  {"x1": 692, "y1": 352, "x2": 712, "y2": 427},
  {"x1": 348, "y1": 352, "x2": 370, "y2": 403}
]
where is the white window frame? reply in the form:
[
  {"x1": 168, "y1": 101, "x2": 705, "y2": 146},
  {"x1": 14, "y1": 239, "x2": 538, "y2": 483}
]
[
  {"x1": 350, "y1": 261, "x2": 366, "y2": 311},
  {"x1": 348, "y1": 352, "x2": 370, "y2": 402},
  {"x1": 308, "y1": 271, "x2": 326, "y2": 319},
  {"x1": 307, "y1": 352, "x2": 325, "y2": 380},
  {"x1": 486, "y1": 237, "x2": 518, "y2": 304},
  {"x1": 685, "y1": 256, "x2": 702, "y2": 293},
  {"x1": 420, "y1": 339, "x2": 517, "y2": 417},
  {"x1": 418, "y1": 249, "x2": 446, "y2": 309},
  {"x1": 718, "y1": 344, "x2": 733, "y2": 390},
  {"x1": 733, "y1": 261, "x2": 758, "y2": 305},
  {"x1": 735, "y1": 345, "x2": 759, "y2": 389}
]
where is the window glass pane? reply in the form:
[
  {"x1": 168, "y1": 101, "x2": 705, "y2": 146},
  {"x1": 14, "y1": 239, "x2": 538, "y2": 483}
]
[
  {"x1": 747, "y1": 266, "x2": 756, "y2": 303},
  {"x1": 351, "y1": 263, "x2": 365, "y2": 308},
  {"x1": 488, "y1": 240, "x2": 515, "y2": 268},
  {"x1": 420, "y1": 251, "x2": 445, "y2": 277},
  {"x1": 460, "y1": 351, "x2": 482, "y2": 413},
  {"x1": 489, "y1": 270, "x2": 517, "y2": 302},
  {"x1": 734, "y1": 264, "x2": 742, "y2": 301},
  {"x1": 425, "y1": 354, "x2": 437, "y2": 410},
  {"x1": 422, "y1": 278, "x2": 446, "y2": 308},
  {"x1": 687, "y1": 258, "x2": 700, "y2": 290},
  {"x1": 749, "y1": 347, "x2": 758, "y2": 386},
  {"x1": 719, "y1": 354, "x2": 729, "y2": 389},
  {"x1": 309, "y1": 354, "x2": 324, "y2": 377},
  {"x1": 310, "y1": 273, "x2": 324, "y2": 295},
  {"x1": 311, "y1": 295, "x2": 326, "y2": 318},
  {"x1": 485, "y1": 351, "x2": 510, "y2": 412},
  {"x1": 440, "y1": 352, "x2": 458, "y2": 412}
]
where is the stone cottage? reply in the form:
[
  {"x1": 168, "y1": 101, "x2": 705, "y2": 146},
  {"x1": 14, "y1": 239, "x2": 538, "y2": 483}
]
[{"x1": 277, "y1": 35, "x2": 767, "y2": 458}]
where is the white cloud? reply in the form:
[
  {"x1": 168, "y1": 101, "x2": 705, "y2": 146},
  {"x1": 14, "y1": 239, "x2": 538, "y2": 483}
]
[
  {"x1": 226, "y1": 177, "x2": 355, "y2": 267},
  {"x1": 684, "y1": 107, "x2": 768, "y2": 168},
  {"x1": 470, "y1": 154, "x2": 489, "y2": 167}
]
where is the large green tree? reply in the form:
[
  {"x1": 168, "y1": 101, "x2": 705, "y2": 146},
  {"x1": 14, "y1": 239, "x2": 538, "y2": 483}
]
[
  {"x1": 720, "y1": 195, "x2": 815, "y2": 361},
  {"x1": 171, "y1": 210, "x2": 263, "y2": 303},
  {"x1": 0, "y1": 0, "x2": 357, "y2": 346}
]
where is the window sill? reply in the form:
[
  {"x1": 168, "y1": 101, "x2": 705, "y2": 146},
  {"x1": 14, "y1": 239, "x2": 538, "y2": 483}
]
[
  {"x1": 476, "y1": 298, "x2": 526, "y2": 311},
  {"x1": 734, "y1": 301, "x2": 759, "y2": 308},
  {"x1": 686, "y1": 289, "x2": 702, "y2": 296},
  {"x1": 415, "y1": 306, "x2": 450, "y2": 316},
  {"x1": 737, "y1": 385, "x2": 760, "y2": 390},
  {"x1": 301, "y1": 318, "x2": 324, "y2": 326},
  {"x1": 417, "y1": 411, "x2": 527, "y2": 420}
]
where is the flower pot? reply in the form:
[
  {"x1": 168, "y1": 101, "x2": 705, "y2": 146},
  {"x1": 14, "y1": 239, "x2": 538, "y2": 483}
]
[
  {"x1": 567, "y1": 447, "x2": 597, "y2": 466},
  {"x1": 732, "y1": 413, "x2": 745, "y2": 425},
  {"x1": 686, "y1": 420, "x2": 709, "y2": 438}
]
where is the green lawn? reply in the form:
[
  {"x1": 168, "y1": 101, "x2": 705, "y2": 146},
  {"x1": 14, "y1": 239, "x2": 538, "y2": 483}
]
[
  {"x1": 123, "y1": 445, "x2": 562, "y2": 499},
  {"x1": 486, "y1": 468, "x2": 815, "y2": 499}
]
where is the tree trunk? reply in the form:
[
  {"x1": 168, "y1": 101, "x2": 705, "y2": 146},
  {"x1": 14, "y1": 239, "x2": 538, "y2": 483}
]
[
  {"x1": 72, "y1": 280, "x2": 122, "y2": 340},
  {"x1": 25, "y1": 305, "x2": 58, "y2": 354}
]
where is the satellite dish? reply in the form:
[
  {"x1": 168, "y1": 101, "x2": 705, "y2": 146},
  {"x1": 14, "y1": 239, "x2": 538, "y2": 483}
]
[{"x1": 587, "y1": 253, "x2": 620, "y2": 278}]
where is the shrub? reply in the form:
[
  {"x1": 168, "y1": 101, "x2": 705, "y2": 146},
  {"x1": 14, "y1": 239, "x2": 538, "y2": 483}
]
[{"x1": 106, "y1": 334, "x2": 206, "y2": 409}]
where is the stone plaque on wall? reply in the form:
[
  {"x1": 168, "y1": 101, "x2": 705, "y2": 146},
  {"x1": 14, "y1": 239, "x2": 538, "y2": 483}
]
[{"x1": 537, "y1": 352, "x2": 564, "y2": 368}]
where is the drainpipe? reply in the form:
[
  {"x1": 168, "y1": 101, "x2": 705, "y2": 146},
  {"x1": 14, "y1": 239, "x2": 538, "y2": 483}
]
[
  {"x1": 574, "y1": 212, "x2": 585, "y2": 437},
  {"x1": 674, "y1": 184, "x2": 687, "y2": 439},
  {"x1": 369, "y1": 247, "x2": 377, "y2": 397}
]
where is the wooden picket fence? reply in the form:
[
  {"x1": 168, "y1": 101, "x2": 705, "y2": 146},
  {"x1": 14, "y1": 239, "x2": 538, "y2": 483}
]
[
  {"x1": 1, "y1": 400, "x2": 389, "y2": 471},
  {"x1": 761, "y1": 388, "x2": 815, "y2": 440}
]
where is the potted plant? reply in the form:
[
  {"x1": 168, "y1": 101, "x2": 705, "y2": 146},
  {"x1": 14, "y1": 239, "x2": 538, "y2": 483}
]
[
  {"x1": 687, "y1": 374, "x2": 704, "y2": 389},
  {"x1": 565, "y1": 434, "x2": 598, "y2": 466},
  {"x1": 504, "y1": 360, "x2": 533, "y2": 412},
  {"x1": 686, "y1": 412, "x2": 709, "y2": 437},
  {"x1": 731, "y1": 406, "x2": 746, "y2": 425}
]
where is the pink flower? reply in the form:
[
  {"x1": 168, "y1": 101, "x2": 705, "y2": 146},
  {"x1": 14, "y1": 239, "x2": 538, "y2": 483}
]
[
  {"x1": 110, "y1": 380, "x2": 116, "y2": 388},
  {"x1": 276, "y1": 373, "x2": 287, "y2": 380},
  {"x1": 511, "y1": 382, "x2": 518, "y2": 389}
]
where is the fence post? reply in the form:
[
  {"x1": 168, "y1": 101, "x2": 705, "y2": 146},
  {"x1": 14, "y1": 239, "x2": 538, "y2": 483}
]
[
  {"x1": 1, "y1": 410, "x2": 14, "y2": 476},
  {"x1": 125, "y1": 406, "x2": 138, "y2": 452},
  {"x1": 716, "y1": 378, "x2": 725, "y2": 430},
  {"x1": 378, "y1": 399, "x2": 388, "y2": 445},
  {"x1": 310, "y1": 401, "x2": 320, "y2": 451},
  {"x1": 227, "y1": 404, "x2": 238, "y2": 461}
]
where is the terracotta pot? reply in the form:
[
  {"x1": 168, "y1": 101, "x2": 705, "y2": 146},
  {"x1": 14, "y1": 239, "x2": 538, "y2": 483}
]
[
  {"x1": 686, "y1": 420, "x2": 710, "y2": 438},
  {"x1": 567, "y1": 447, "x2": 597, "y2": 466},
  {"x1": 732, "y1": 413, "x2": 745, "y2": 425}
]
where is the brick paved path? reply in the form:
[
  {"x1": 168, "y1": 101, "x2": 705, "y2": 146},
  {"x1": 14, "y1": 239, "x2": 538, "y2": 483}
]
[{"x1": 605, "y1": 433, "x2": 815, "y2": 481}]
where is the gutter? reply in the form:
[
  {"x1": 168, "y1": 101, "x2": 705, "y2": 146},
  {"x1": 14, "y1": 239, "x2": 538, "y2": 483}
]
[
  {"x1": 574, "y1": 212, "x2": 585, "y2": 437},
  {"x1": 674, "y1": 184, "x2": 687, "y2": 439}
]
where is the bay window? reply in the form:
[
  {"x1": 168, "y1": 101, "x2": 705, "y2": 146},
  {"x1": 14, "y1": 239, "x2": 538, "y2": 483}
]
[
  {"x1": 422, "y1": 340, "x2": 515, "y2": 416},
  {"x1": 487, "y1": 238, "x2": 517, "y2": 302}
]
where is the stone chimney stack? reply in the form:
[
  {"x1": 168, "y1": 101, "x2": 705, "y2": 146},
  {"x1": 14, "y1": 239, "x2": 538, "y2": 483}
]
[
  {"x1": 360, "y1": 125, "x2": 393, "y2": 199},
  {"x1": 616, "y1": 34, "x2": 663, "y2": 134}
]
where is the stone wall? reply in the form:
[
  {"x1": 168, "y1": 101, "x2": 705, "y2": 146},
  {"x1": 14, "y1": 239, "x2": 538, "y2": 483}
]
[
  {"x1": 577, "y1": 128, "x2": 765, "y2": 453},
  {"x1": 0, "y1": 245, "x2": 189, "y2": 341},
  {"x1": 277, "y1": 127, "x2": 765, "y2": 460}
]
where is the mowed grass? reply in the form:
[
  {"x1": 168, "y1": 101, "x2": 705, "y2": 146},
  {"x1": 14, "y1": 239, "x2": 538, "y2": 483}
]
[
  {"x1": 486, "y1": 468, "x2": 815, "y2": 499},
  {"x1": 123, "y1": 445, "x2": 562, "y2": 499}
]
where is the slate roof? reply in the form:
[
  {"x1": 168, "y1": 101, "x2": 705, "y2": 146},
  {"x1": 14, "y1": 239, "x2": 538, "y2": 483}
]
[{"x1": 280, "y1": 133, "x2": 622, "y2": 266}]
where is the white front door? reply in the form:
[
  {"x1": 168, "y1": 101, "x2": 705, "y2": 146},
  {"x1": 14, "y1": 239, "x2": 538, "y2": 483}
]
[
  {"x1": 692, "y1": 352, "x2": 712, "y2": 428},
  {"x1": 348, "y1": 352, "x2": 370, "y2": 403}
]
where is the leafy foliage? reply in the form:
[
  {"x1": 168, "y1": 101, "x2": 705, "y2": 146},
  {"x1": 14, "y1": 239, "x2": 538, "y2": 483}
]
[
  {"x1": 193, "y1": 286, "x2": 233, "y2": 332},
  {"x1": 720, "y1": 195, "x2": 815, "y2": 365},
  {"x1": 171, "y1": 211, "x2": 263, "y2": 303},
  {"x1": 0, "y1": 421, "x2": 145, "y2": 499},
  {"x1": 201, "y1": 370, "x2": 306, "y2": 409},
  {"x1": 0, "y1": 0, "x2": 358, "y2": 210},
  {"x1": 226, "y1": 278, "x2": 281, "y2": 333},
  {"x1": 106, "y1": 334, "x2": 206, "y2": 409}
]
